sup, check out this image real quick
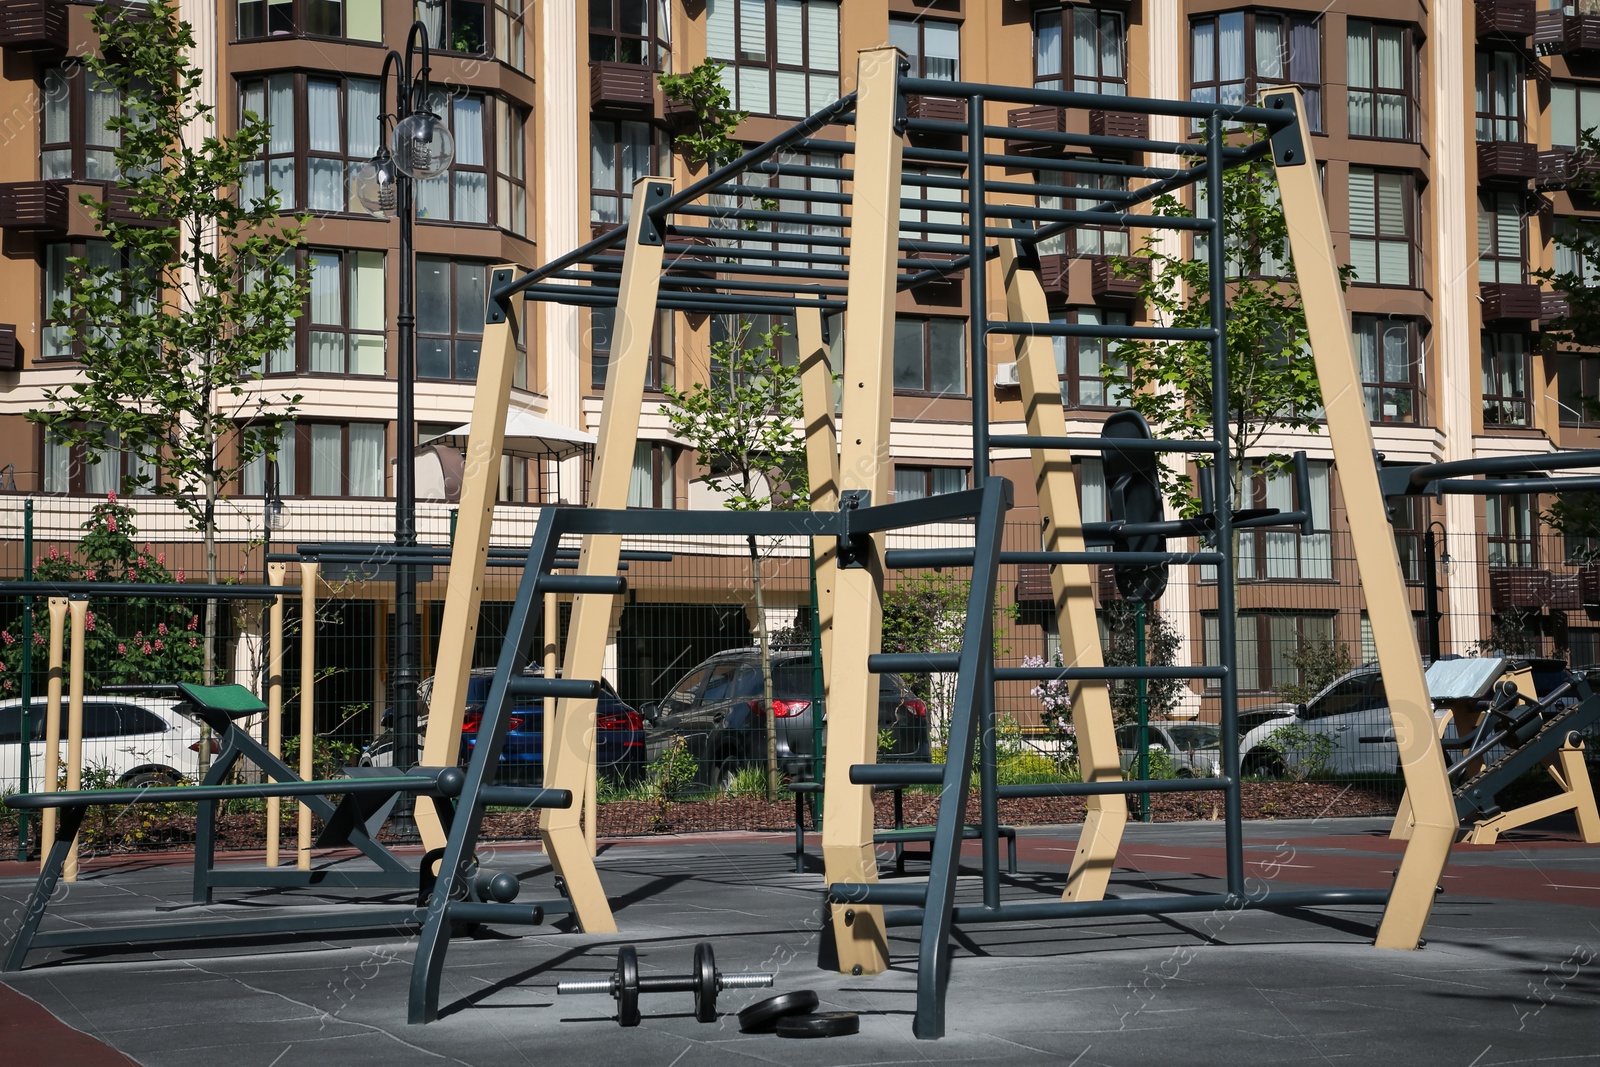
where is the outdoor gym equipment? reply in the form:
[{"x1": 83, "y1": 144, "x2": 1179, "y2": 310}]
[
  {"x1": 417, "y1": 52, "x2": 1467, "y2": 1038},
  {"x1": 555, "y1": 943, "x2": 775, "y2": 1025},
  {"x1": 738, "y1": 991, "x2": 822, "y2": 1033}
]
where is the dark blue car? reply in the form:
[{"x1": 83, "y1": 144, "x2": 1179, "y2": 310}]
[{"x1": 364, "y1": 668, "x2": 645, "y2": 784}]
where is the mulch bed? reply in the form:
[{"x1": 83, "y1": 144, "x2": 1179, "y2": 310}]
[{"x1": 0, "y1": 783, "x2": 1399, "y2": 856}]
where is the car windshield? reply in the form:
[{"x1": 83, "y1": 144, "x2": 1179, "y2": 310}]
[{"x1": 1165, "y1": 725, "x2": 1222, "y2": 750}]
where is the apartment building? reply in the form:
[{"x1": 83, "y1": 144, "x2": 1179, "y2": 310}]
[{"x1": 0, "y1": 1, "x2": 1595, "y2": 719}]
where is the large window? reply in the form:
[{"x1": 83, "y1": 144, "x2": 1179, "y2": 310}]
[
  {"x1": 1475, "y1": 50, "x2": 1524, "y2": 143},
  {"x1": 1034, "y1": 6, "x2": 1125, "y2": 95},
  {"x1": 590, "y1": 119, "x2": 658, "y2": 227},
  {"x1": 1235, "y1": 459, "x2": 1332, "y2": 581},
  {"x1": 893, "y1": 466, "x2": 967, "y2": 502},
  {"x1": 591, "y1": 306, "x2": 674, "y2": 391},
  {"x1": 240, "y1": 422, "x2": 296, "y2": 497},
  {"x1": 1552, "y1": 82, "x2": 1600, "y2": 149},
  {"x1": 41, "y1": 62, "x2": 121, "y2": 181},
  {"x1": 417, "y1": 0, "x2": 486, "y2": 55},
  {"x1": 42, "y1": 241, "x2": 114, "y2": 361},
  {"x1": 1353, "y1": 316, "x2": 1420, "y2": 424},
  {"x1": 705, "y1": 0, "x2": 839, "y2": 119},
  {"x1": 716, "y1": 150, "x2": 840, "y2": 265},
  {"x1": 414, "y1": 91, "x2": 489, "y2": 225},
  {"x1": 306, "y1": 422, "x2": 386, "y2": 498},
  {"x1": 900, "y1": 167, "x2": 964, "y2": 247},
  {"x1": 1555, "y1": 218, "x2": 1600, "y2": 287},
  {"x1": 893, "y1": 317, "x2": 966, "y2": 396},
  {"x1": 1477, "y1": 191, "x2": 1525, "y2": 285},
  {"x1": 1039, "y1": 168, "x2": 1129, "y2": 258},
  {"x1": 238, "y1": 0, "x2": 382, "y2": 40},
  {"x1": 628, "y1": 441, "x2": 677, "y2": 508},
  {"x1": 1487, "y1": 492, "x2": 1536, "y2": 567},
  {"x1": 1346, "y1": 20, "x2": 1415, "y2": 141},
  {"x1": 41, "y1": 426, "x2": 157, "y2": 497},
  {"x1": 1053, "y1": 308, "x2": 1127, "y2": 409},
  {"x1": 494, "y1": 98, "x2": 528, "y2": 236},
  {"x1": 1348, "y1": 167, "x2": 1414, "y2": 287},
  {"x1": 589, "y1": 0, "x2": 669, "y2": 68},
  {"x1": 890, "y1": 16, "x2": 959, "y2": 82},
  {"x1": 1205, "y1": 612, "x2": 1335, "y2": 693},
  {"x1": 1190, "y1": 11, "x2": 1322, "y2": 131},
  {"x1": 1559, "y1": 355, "x2": 1600, "y2": 426},
  {"x1": 239, "y1": 74, "x2": 298, "y2": 210},
  {"x1": 241, "y1": 74, "x2": 383, "y2": 215},
  {"x1": 306, "y1": 250, "x2": 385, "y2": 375},
  {"x1": 417, "y1": 259, "x2": 486, "y2": 381},
  {"x1": 1482, "y1": 332, "x2": 1530, "y2": 427},
  {"x1": 1389, "y1": 493, "x2": 1423, "y2": 583}
]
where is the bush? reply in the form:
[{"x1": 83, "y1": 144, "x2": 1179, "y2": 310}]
[
  {"x1": 1261, "y1": 723, "x2": 1336, "y2": 779},
  {"x1": 281, "y1": 736, "x2": 360, "y2": 782},
  {"x1": 725, "y1": 765, "x2": 770, "y2": 798},
  {"x1": 1276, "y1": 640, "x2": 1353, "y2": 706}
]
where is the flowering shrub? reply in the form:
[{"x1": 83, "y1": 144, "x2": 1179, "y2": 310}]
[
  {"x1": 0, "y1": 495, "x2": 203, "y2": 693},
  {"x1": 1023, "y1": 653, "x2": 1075, "y2": 767}
]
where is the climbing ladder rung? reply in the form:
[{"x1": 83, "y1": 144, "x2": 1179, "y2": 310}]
[
  {"x1": 851, "y1": 764, "x2": 946, "y2": 785},
  {"x1": 993, "y1": 665, "x2": 1226, "y2": 682},
  {"x1": 828, "y1": 883, "x2": 927, "y2": 906},
  {"x1": 535, "y1": 574, "x2": 627, "y2": 594},
  {"x1": 506, "y1": 677, "x2": 603, "y2": 699},
  {"x1": 869, "y1": 653, "x2": 961, "y2": 673},
  {"x1": 476, "y1": 786, "x2": 573, "y2": 809}
]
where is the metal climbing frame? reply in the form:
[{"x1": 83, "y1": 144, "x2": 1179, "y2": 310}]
[{"x1": 422, "y1": 50, "x2": 1457, "y2": 1036}]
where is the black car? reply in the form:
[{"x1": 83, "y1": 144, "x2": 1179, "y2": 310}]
[{"x1": 642, "y1": 648, "x2": 931, "y2": 789}]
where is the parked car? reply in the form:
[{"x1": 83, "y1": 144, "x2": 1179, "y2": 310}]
[
  {"x1": 1115, "y1": 720, "x2": 1224, "y2": 778},
  {"x1": 0, "y1": 695, "x2": 205, "y2": 792},
  {"x1": 1238, "y1": 658, "x2": 1576, "y2": 779},
  {"x1": 360, "y1": 667, "x2": 646, "y2": 785},
  {"x1": 641, "y1": 648, "x2": 931, "y2": 790}
]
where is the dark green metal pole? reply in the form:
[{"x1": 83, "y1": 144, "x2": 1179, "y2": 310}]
[
  {"x1": 17, "y1": 499, "x2": 34, "y2": 860},
  {"x1": 1135, "y1": 602, "x2": 1150, "y2": 823},
  {"x1": 808, "y1": 550, "x2": 824, "y2": 821}
]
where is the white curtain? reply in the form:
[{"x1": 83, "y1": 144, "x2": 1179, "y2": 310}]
[
  {"x1": 310, "y1": 425, "x2": 342, "y2": 496},
  {"x1": 628, "y1": 442, "x2": 652, "y2": 507},
  {"x1": 308, "y1": 79, "x2": 343, "y2": 210},
  {"x1": 348, "y1": 251, "x2": 385, "y2": 375},
  {"x1": 42, "y1": 67, "x2": 69, "y2": 178},
  {"x1": 1073, "y1": 8, "x2": 1097, "y2": 89},
  {"x1": 1375, "y1": 26, "x2": 1405, "y2": 138},
  {"x1": 893, "y1": 468, "x2": 925, "y2": 503},
  {"x1": 931, "y1": 468, "x2": 965, "y2": 496},
  {"x1": 44, "y1": 434, "x2": 70, "y2": 494},
  {"x1": 85, "y1": 427, "x2": 121, "y2": 497},
  {"x1": 776, "y1": 0, "x2": 803, "y2": 66},
  {"x1": 1036, "y1": 13, "x2": 1062, "y2": 86},
  {"x1": 453, "y1": 97, "x2": 484, "y2": 165},
  {"x1": 347, "y1": 78, "x2": 381, "y2": 161},
  {"x1": 1191, "y1": 20, "x2": 1214, "y2": 102},
  {"x1": 308, "y1": 252, "x2": 342, "y2": 372},
  {"x1": 1254, "y1": 18, "x2": 1283, "y2": 81},
  {"x1": 1079, "y1": 458, "x2": 1107, "y2": 526},
  {"x1": 1217, "y1": 12, "x2": 1245, "y2": 107},
  {"x1": 738, "y1": 0, "x2": 765, "y2": 58},
  {"x1": 348, "y1": 424, "x2": 384, "y2": 497},
  {"x1": 86, "y1": 70, "x2": 121, "y2": 180},
  {"x1": 416, "y1": 0, "x2": 445, "y2": 45}
]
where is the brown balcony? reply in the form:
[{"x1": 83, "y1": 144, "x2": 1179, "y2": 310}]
[
  {"x1": 1091, "y1": 256, "x2": 1144, "y2": 304},
  {"x1": 105, "y1": 186, "x2": 169, "y2": 228},
  {"x1": 1478, "y1": 141, "x2": 1539, "y2": 185},
  {"x1": 1036, "y1": 252, "x2": 1072, "y2": 296},
  {"x1": 1476, "y1": 0, "x2": 1537, "y2": 40},
  {"x1": 1006, "y1": 104, "x2": 1080, "y2": 154},
  {"x1": 1535, "y1": 10, "x2": 1600, "y2": 55},
  {"x1": 1582, "y1": 567, "x2": 1600, "y2": 608},
  {"x1": 1537, "y1": 149, "x2": 1592, "y2": 190},
  {"x1": 0, "y1": 180, "x2": 69, "y2": 233},
  {"x1": 1480, "y1": 282, "x2": 1543, "y2": 322},
  {"x1": 905, "y1": 93, "x2": 968, "y2": 127},
  {"x1": 1551, "y1": 573, "x2": 1585, "y2": 611},
  {"x1": 1490, "y1": 568, "x2": 1555, "y2": 611},
  {"x1": 1089, "y1": 108, "x2": 1149, "y2": 146},
  {"x1": 590, "y1": 61, "x2": 655, "y2": 115},
  {"x1": 1541, "y1": 290, "x2": 1572, "y2": 328},
  {"x1": 0, "y1": 0, "x2": 68, "y2": 52},
  {"x1": 903, "y1": 247, "x2": 966, "y2": 289},
  {"x1": 0, "y1": 323, "x2": 16, "y2": 372}
]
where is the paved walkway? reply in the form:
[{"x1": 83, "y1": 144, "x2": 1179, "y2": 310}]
[{"x1": 2, "y1": 818, "x2": 1597, "y2": 1066}]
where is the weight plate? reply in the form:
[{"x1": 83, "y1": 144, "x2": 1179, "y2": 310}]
[
  {"x1": 738, "y1": 991, "x2": 820, "y2": 1033},
  {"x1": 617, "y1": 946, "x2": 641, "y2": 1027},
  {"x1": 776, "y1": 1011, "x2": 860, "y2": 1039},
  {"x1": 692, "y1": 942, "x2": 718, "y2": 1022}
]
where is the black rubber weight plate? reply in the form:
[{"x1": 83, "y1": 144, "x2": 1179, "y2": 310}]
[
  {"x1": 738, "y1": 991, "x2": 820, "y2": 1033},
  {"x1": 775, "y1": 1011, "x2": 860, "y2": 1039}
]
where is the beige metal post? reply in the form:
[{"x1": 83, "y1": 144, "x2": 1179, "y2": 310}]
[
  {"x1": 417, "y1": 265, "x2": 523, "y2": 854},
  {"x1": 39, "y1": 597, "x2": 68, "y2": 867},
  {"x1": 798, "y1": 307, "x2": 839, "y2": 687},
  {"x1": 1270, "y1": 87, "x2": 1453, "y2": 949},
  {"x1": 63, "y1": 598, "x2": 87, "y2": 883},
  {"x1": 821, "y1": 45, "x2": 903, "y2": 976},
  {"x1": 541, "y1": 175, "x2": 671, "y2": 933},
  {"x1": 265, "y1": 562, "x2": 287, "y2": 867},
  {"x1": 998, "y1": 240, "x2": 1128, "y2": 902},
  {"x1": 298, "y1": 561, "x2": 319, "y2": 871}
]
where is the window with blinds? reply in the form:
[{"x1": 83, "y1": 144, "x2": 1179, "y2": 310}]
[
  {"x1": 1477, "y1": 191, "x2": 1525, "y2": 285},
  {"x1": 706, "y1": 0, "x2": 839, "y2": 119},
  {"x1": 1190, "y1": 11, "x2": 1321, "y2": 131},
  {"x1": 1034, "y1": 6, "x2": 1125, "y2": 95},
  {"x1": 1348, "y1": 167, "x2": 1413, "y2": 287},
  {"x1": 1551, "y1": 81, "x2": 1600, "y2": 149}
]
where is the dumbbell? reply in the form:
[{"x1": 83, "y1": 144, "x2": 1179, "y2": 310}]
[{"x1": 556, "y1": 943, "x2": 774, "y2": 1026}]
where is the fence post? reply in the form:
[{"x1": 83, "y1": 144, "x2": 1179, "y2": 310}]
[
  {"x1": 16, "y1": 500, "x2": 32, "y2": 861},
  {"x1": 266, "y1": 562, "x2": 286, "y2": 867},
  {"x1": 39, "y1": 597, "x2": 68, "y2": 870},
  {"x1": 298, "y1": 561, "x2": 319, "y2": 871},
  {"x1": 63, "y1": 597, "x2": 87, "y2": 883}
]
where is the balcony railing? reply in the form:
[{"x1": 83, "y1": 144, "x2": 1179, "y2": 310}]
[
  {"x1": 1480, "y1": 281, "x2": 1543, "y2": 322},
  {"x1": 1541, "y1": 290, "x2": 1572, "y2": 329},
  {"x1": 1006, "y1": 104, "x2": 1146, "y2": 157},
  {"x1": 0, "y1": 0, "x2": 68, "y2": 52},
  {"x1": 1490, "y1": 567, "x2": 1583, "y2": 611},
  {"x1": 1477, "y1": 0, "x2": 1537, "y2": 40},
  {"x1": 1478, "y1": 141, "x2": 1539, "y2": 185},
  {"x1": 904, "y1": 94, "x2": 968, "y2": 126},
  {"x1": 590, "y1": 61, "x2": 655, "y2": 115},
  {"x1": 0, "y1": 323, "x2": 17, "y2": 372},
  {"x1": 1534, "y1": 10, "x2": 1600, "y2": 55},
  {"x1": 1535, "y1": 148, "x2": 1600, "y2": 190},
  {"x1": 0, "y1": 181, "x2": 70, "y2": 233}
]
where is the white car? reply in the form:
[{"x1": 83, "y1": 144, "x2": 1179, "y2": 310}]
[
  {"x1": 1116, "y1": 721, "x2": 1224, "y2": 778},
  {"x1": 1238, "y1": 666, "x2": 1396, "y2": 778},
  {"x1": 0, "y1": 696, "x2": 206, "y2": 792}
]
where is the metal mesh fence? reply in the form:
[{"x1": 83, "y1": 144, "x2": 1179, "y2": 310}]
[{"x1": 1, "y1": 491, "x2": 1590, "y2": 855}]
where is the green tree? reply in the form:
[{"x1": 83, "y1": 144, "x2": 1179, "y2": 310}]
[
  {"x1": 659, "y1": 60, "x2": 748, "y2": 169},
  {"x1": 1099, "y1": 601, "x2": 1184, "y2": 726},
  {"x1": 27, "y1": 1, "x2": 308, "y2": 771},
  {"x1": 663, "y1": 320, "x2": 808, "y2": 797},
  {"x1": 1275, "y1": 638, "x2": 1353, "y2": 707}
]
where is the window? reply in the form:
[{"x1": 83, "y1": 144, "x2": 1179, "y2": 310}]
[
  {"x1": 304, "y1": 250, "x2": 384, "y2": 375},
  {"x1": 1233, "y1": 459, "x2": 1332, "y2": 581},
  {"x1": 40, "y1": 425, "x2": 157, "y2": 497},
  {"x1": 417, "y1": 0, "x2": 487, "y2": 55},
  {"x1": 1034, "y1": 6, "x2": 1125, "y2": 95},
  {"x1": 1346, "y1": 20, "x2": 1414, "y2": 141},
  {"x1": 591, "y1": 306, "x2": 674, "y2": 390},
  {"x1": 1487, "y1": 492, "x2": 1536, "y2": 567},
  {"x1": 495, "y1": 97, "x2": 528, "y2": 236},
  {"x1": 1554, "y1": 218, "x2": 1600, "y2": 288},
  {"x1": 1190, "y1": 11, "x2": 1322, "y2": 131},
  {"x1": 716, "y1": 150, "x2": 839, "y2": 266},
  {"x1": 705, "y1": 0, "x2": 840, "y2": 119},
  {"x1": 42, "y1": 241, "x2": 113, "y2": 360},
  {"x1": 1053, "y1": 308, "x2": 1127, "y2": 408},
  {"x1": 893, "y1": 317, "x2": 966, "y2": 396},
  {"x1": 240, "y1": 422, "x2": 297, "y2": 497},
  {"x1": 1353, "y1": 316, "x2": 1420, "y2": 424},
  {"x1": 1204, "y1": 612, "x2": 1335, "y2": 693},
  {"x1": 240, "y1": 74, "x2": 395, "y2": 217},
  {"x1": 1559, "y1": 355, "x2": 1600, "y2": 426},
  {"x1": 628, "y1": 441, "x2": 677, "y2": 508},
  {"x1": 1482, "y1": 332, "x2": 1530, "y2": 427},
  {"x1": 238, "y1": 0, "x2": 382, "y2": 41},
  {"x1": 590, "y1": 0, "x2": 670, "y2": 68},
  {"x1": 1478, "y1": 191, "x2": 1525, "y2": 285},
  {"x1": 1552, "y1": 82, "x2": 1600, "y2": 149},
  {"x1": 306, "y1": 422, "x2": 386, "y2": 497},
  {"x1": 414, "y1": 91, "x2": 489, "y2": 225},
  {"x1": 1474, "y1": 50, "x2": 1524, "y2": 143},
  {"x1": 1389, "y1": 493, "x2": 1423, "y2": 583},
  {"x1": 590, "y1": 119, "x2": 658, "y2": 226},
  {"x1": 1039, "y1": 167, "x2": 1129, "y2": 258},
  {"x1": 1348, "y1": 168, "x2": 1414, "y2": 287},
  {"x1": 418, "y1": 259, "x2": 487, "y2": 381},
  {"x1": 889, "y1": 16, "x2": 959, "y2": 81},
  {"x1": 900, "y1": 167, "x2": 964, "y2": 247},
  {"x1": 41, "y1": 62, "x2": 121, "y2": 181},
  {"x1": 1570, "y1": 628, "x2": 1600, "y2": 668},
  {"x1": 893, "y1": 466, "x2": 967, "y2": 502}
]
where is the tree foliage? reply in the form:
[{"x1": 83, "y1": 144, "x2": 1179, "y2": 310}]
[
  {"x1": 1099, "y1": 600, "x2": 1184, "y2": 726},
  {"x1": 1106, "y1": 128, "x2": 1351, "y2": 513},
  {"x1": 659, "y1": 60, "x2": 748, "y2": 168}
]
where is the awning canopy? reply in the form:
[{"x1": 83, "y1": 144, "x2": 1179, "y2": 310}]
[{"x1": 426, "y1": 408, "x2": 597, "y2": 460}]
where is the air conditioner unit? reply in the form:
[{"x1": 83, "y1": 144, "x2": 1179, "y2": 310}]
[{"x1": 994, "y1": 362, "x2": 1021, "y2": 388}]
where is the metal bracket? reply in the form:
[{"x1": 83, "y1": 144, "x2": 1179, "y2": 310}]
[
  {"x1": 892, "y1": 55, "x2": 911, "y2": 135},
  {"x1": 639, "y1": 182, "x2": 672, "y2": 246},
  {"x1": 1261, "y1": 91, "x2": 1307, "y2": 167},
  {"x1": 836, "y1": 490, "x2": 872, "y2": 569},
  {"x1": 485, "y1": 268, "x2": 516, "y2": 325}
]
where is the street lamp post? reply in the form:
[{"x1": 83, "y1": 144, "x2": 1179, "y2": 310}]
[{"x1": 355, "y1": 23, "x2": 455, "y2": 802}]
